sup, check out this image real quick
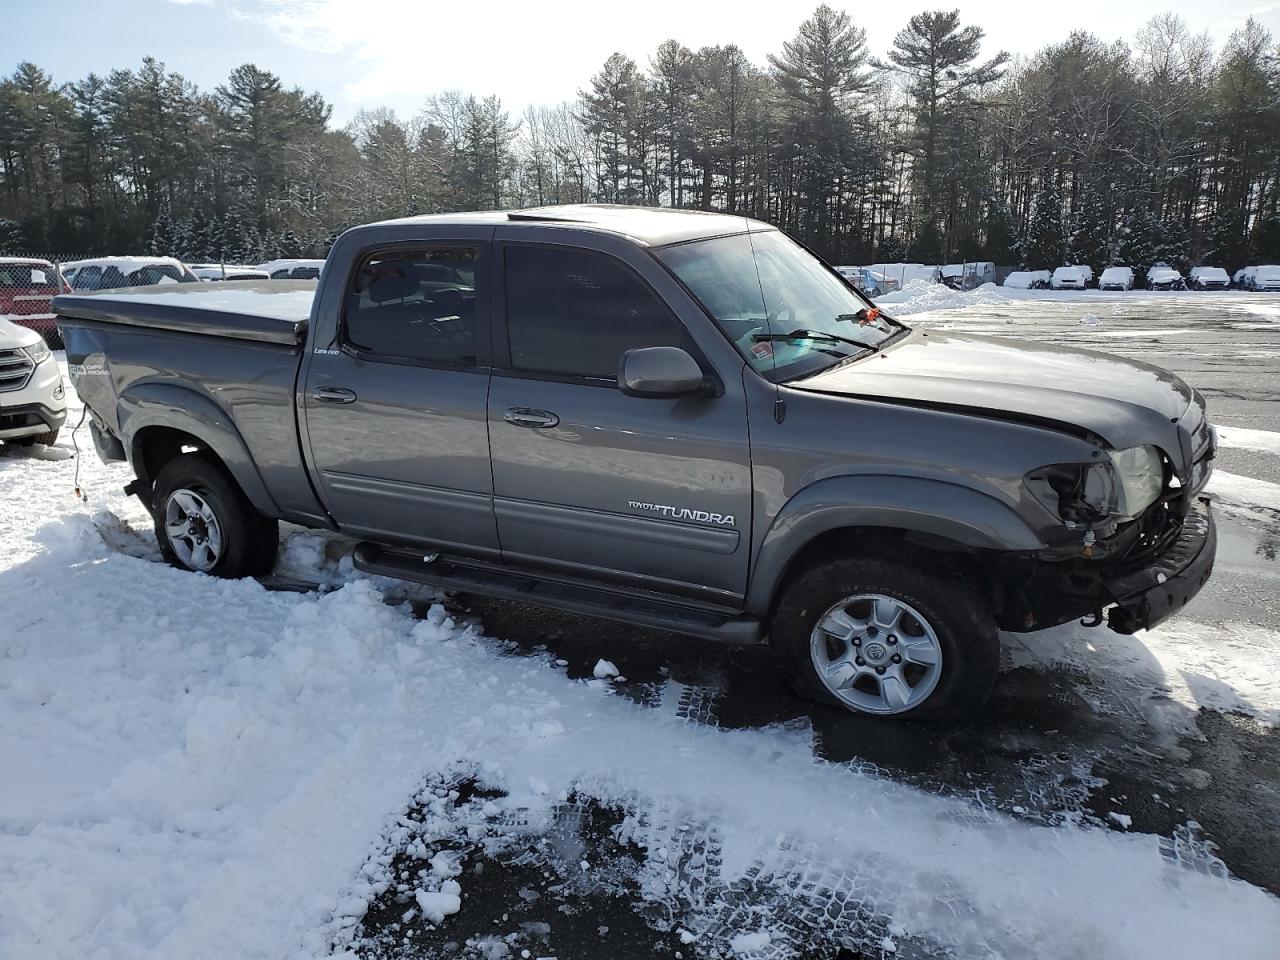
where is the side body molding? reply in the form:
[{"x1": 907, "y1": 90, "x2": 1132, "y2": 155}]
[
  {"x1": 117, "y1": 382, "x2": 280, "y2": 517},
  {"x1": 745, "y1": 475, "x2": 1046, "y2": 615}
]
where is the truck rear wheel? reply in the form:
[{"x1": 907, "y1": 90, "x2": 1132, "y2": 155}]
[
  {"x1": 770, "y1": 557, "x2": 998, "y2": 718},
  {"x1": 152, "y1": 453, "x2": 279, "y2": 579}
]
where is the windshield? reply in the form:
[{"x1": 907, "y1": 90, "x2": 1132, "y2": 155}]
[{"x1": 657, "y1": 230, "x2": 905, "y2": 381}]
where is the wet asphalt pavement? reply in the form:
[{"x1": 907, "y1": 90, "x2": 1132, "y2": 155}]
[{"x1": 353, "y1": 292, "x2": 1280, "y2": 959}]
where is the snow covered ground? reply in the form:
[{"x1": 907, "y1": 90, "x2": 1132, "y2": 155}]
[{"x1": 3, "y1": 288, "x2": 1280, "y2": 960}]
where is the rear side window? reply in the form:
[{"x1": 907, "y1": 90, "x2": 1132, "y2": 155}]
[
  {"x1": 290, "y1": 266, "x2": 320, "y2": 280},
  {"x1": 504, "y1": 245, "x2": 681, "y2": 380},
  {"x1": 344, "y1": 247, "x2": 479, "y2": 365}
]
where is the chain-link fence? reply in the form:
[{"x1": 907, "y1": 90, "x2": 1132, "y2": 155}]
[
  {"x1": 1, "y1": 251, "x2": 326, "y2": 349},
  {"x1": 0, "y1": 253, "x2": 88, "y2": 349}
]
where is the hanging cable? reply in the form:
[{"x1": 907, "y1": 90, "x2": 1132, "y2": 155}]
[{"x1": 70, "y1": 405, "x2": 89, "y2": 502}]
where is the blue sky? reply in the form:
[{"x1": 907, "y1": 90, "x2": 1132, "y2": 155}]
[{"x1": 5, "y1": 0, "x2": 1279, "y2": 126}]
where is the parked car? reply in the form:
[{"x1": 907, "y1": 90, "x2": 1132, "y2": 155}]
[
  {"x1": 868, "y1": 263, "x2": 941, "y2": 287},
  {"x1": 1071, "y1": 265, "x2": 1094, "y2": 287},
  {"x1": 835, "y1": 267, "x2": 896, "y2": 297},
  {"x1": 256, "y1": 258, "x2": 326, "y2": 280},
  {"x1": 1050, "y1": 266, "x2": 1087, "y2": 290},
  {"x1": 0, "y1": 315, "x2": 66, "y2": 448},
  {"x1": 1098, "y1": 266, "x2": 1135, "y2": 291},
  {"x1": 1188, "y1": 267, "x2": 1230, "y2": 291},
  {"x1": 0, "y1": 257, "x2": 70, "y2": 347},
  {"x1": 62, "y1": 257, "x2": 200, "y2": 291},
  {"x1": 1251, "y1": 265, "x2": 1280, "y2": 292},
  {"x1": 57, "y1": 204, "x2": 1218, "y2": 719},
  {"x1": 1147, "y1": 266, "x2": 1186, "y2": 291},
  {"x1": 190, "y1": 265, "x2": 272, "y2": 282},
  {"x1": 940, "y1": 262, "x2": 995, "y2": 291},
  {"x1": 1002, "y1": 270, "x2": 1051, "y2": 290},
  {"x1": 1233, "y1": 266, "x2": 1255, "y2": 289}
]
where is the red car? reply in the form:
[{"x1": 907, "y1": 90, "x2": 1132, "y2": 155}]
[{"x1": 0, "y1": 257, "x2": 70, "y2": 347}]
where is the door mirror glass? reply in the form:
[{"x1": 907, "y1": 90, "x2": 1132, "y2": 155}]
[{"x1": 619, "y1": 347, "x2": 706, "y2": 399}]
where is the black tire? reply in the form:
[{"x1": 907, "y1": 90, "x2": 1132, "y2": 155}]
[
  {"x1": 152, "y1": 453, "x2": 279, "y2": 578},
  {"x1": 6, "y1": 429, "x2": 56, "y2": 447},
  {"x1": 769, "y1": 556, "x2": 998, "y2": 719}
]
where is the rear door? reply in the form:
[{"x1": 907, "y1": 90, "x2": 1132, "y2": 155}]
[
  {"x1": 303, "y1": 240, "x2": 499, "y2": 555},
  {"x1": 487, "y1": 233, "x2": 753, "y2": 605}
]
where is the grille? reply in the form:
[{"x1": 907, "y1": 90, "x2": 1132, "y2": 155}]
[{"x1": 0, "y1": 348, "x2": 35, "y2": 393}]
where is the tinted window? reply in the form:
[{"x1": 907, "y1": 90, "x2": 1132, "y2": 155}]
[
  {"x1": 71, "y1": 266, "x2": 102, "y2": 289},
  {"x1": 290, "y1": 266, "x2": 321, "y2": 280},
  {"x1": 344, "y1": 247, "x2": 478, "y2": 365},
  {"x1": 505, "y1": 245, "x2": 681, "y2": 379}
]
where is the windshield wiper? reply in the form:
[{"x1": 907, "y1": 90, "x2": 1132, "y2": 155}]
[{"x1": 752, "y1": 328, "x2": 880, "y2": 353}]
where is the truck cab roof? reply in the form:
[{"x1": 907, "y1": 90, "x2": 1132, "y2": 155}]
[{"x1": 366, "y1": 204, "x2": 763, "y2": 248}]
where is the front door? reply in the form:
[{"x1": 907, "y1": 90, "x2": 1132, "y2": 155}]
[
  {"x1": 304, "y1": 242, "x2": 499, "y2": 554},
  {"x1": 487, "y1": 239, "x2": 752, "y2": 605}
]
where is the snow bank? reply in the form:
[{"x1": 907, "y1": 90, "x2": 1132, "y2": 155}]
[
  {"x1": 875, "y1": 279, "x2": 1010, "y2": 315},
  {"x1": 1217, "y1": 426, "x2": 1280, "y2": 457},
  {"x1": 1209, "y1": 471, "x2": 1280, "y2": 512}
]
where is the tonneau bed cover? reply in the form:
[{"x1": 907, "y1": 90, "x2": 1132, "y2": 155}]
[{"x1": 53, "y1": 280, "x2": 315, "y2": 346}]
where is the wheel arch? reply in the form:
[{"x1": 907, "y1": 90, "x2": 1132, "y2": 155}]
[
  {"x1": 745, "y1": 475, "x2": 1044, "y2": 616},
  {"x1": 119, "y1": 382, "x2": 279, "y2": 517}
]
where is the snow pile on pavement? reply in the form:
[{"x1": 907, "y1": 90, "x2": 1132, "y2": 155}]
[
  {"x1": 4, "y1": 360, "x2": 1280, "y2": 960},
  {"x1": 876, "y1": 279, "x2": 1011, "y2": 315},
  {"x1": 1216, "y1": 425, "x2": 1280, "y2": 457},
  {"x1": 1210, "y1": 470, "x2": 1280, "y2": 512}
]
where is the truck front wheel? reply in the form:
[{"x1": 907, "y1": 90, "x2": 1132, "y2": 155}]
[
  {"x1": 770, "y1": 557, "x2": 998, "y2": 718},
  {"x1": 152, "y1": 453, "x2": 279, "y2": 579}
]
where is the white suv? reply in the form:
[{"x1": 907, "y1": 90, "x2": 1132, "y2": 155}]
[{"x1": 0, "y1": 317, "x2": 67, "y2": 448}]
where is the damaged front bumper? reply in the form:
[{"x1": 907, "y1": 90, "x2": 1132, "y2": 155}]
[
  {"x1": 1001, "y1": 498, "x2": 1216, "y2": 634},
  {"x1": 1103, "y1": 498, "x2": 1215, "y2": 633}
]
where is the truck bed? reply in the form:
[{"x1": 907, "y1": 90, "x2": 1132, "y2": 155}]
[
  {"x1": 52, "y1": 281, "x2": 316, "y2": 345},
  {"x1": 56, "y1": 279, "x2": 330, "y2": 529}
]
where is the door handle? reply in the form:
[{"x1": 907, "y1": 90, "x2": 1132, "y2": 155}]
[
  {"x1": 312, "y1": 386, "x2": 357, "y2": 404},
  {"x1": 504, "y1": 407, "x2": 559, "y2": 428}
]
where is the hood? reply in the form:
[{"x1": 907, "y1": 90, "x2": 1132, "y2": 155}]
[
  {"x1": 788, "y1": 330, "x2": 1194, "y2": 454},
  {"x1": 0, "y1": 316, "x2": 43, "y2": 350}
]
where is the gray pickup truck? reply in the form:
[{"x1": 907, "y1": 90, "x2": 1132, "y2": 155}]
[{"x1": 56, "y1": 205, "x2": 1217, "y2": 718}]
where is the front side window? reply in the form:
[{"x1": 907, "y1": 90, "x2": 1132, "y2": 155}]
[
  {"x1": 71, "y1": 266, "x2": 103, "y2": 290},
  {"x1": 505, "y1": 245, "x2": 682, "y2": 380},
  {"x1": 657, "y1": 230, "x2": 905, "y2": 382},
  {"x1": 344, "y1": 247, "x2": 478, "y2": 365},
  {"x1": 0, "y1": 265, "x2": 54, "y2": 289}
]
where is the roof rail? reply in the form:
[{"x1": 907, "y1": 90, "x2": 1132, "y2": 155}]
[{"x1": 505, "y1": 211, "x2": 584, "y2": 223}]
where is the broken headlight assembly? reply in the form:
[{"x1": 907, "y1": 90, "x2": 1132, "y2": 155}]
[{"x1": 1025, "y1": 445, "x2": 1164, "y2": 525}]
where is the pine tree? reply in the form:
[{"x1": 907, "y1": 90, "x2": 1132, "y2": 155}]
[
  {"x1": 148, "y1": 210, "x2": 175, "y2": 256},
  {"x1": 1068, "y1": 186, "x2": 1110, "y2": 273},
  {"x1": 1119, "y1": 207, "x2": 1160, "y2": 278},
  {"x1": 1021, "y1": 186, "x2": 1065, "y2": 268}
]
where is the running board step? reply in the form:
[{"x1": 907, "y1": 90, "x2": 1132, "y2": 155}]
[{"x1": 352, "y1": 542, "x2": 763, "y2": 645}]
